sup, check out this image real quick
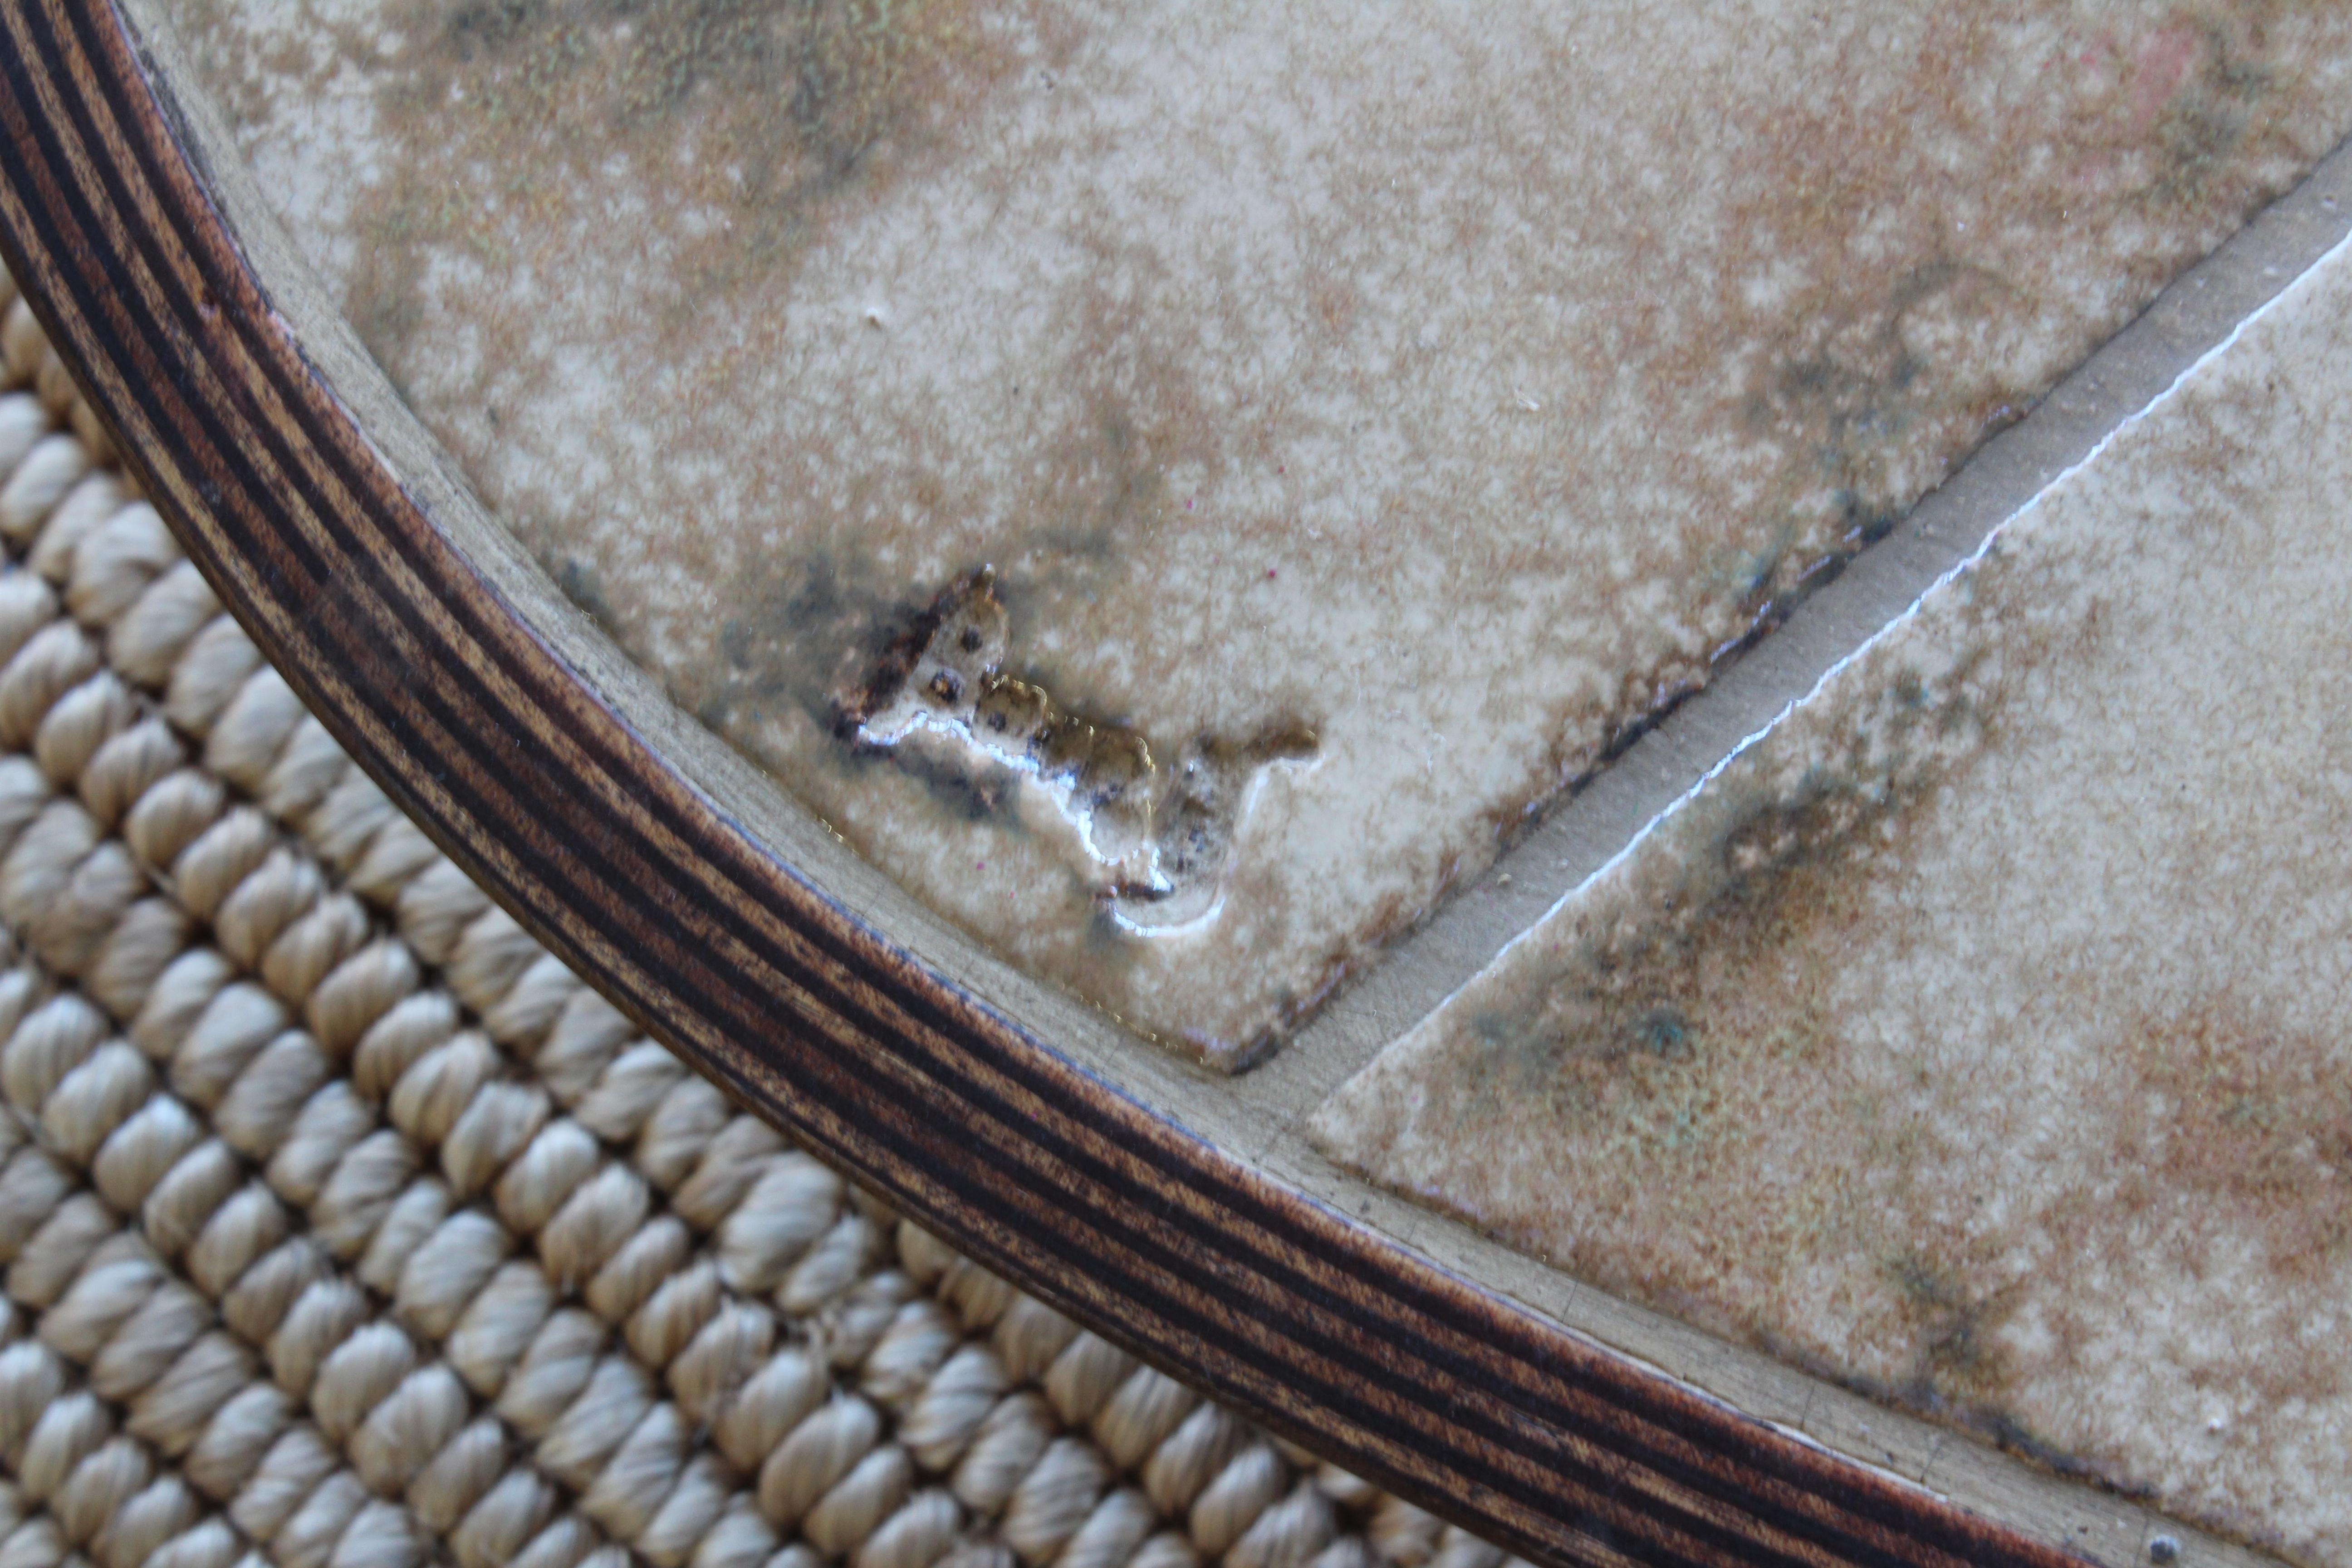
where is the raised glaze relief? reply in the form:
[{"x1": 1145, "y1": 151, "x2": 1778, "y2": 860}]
[
  {"x1": 1316, "y1": 238, "x2": 2352, "y2": 1566},
  {"x1": 170, "y1": 0, "x2": 2352, "y2": 1063},
  {"x1": 835, "y1": 568, "x2": 1316, "y2": 930}
]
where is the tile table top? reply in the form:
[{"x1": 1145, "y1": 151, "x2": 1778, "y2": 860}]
[
  {"x1": 110, "y1": 1, "x2": 2352, "y2": 1556},
  {"x1": 167, "y1": 0, "x2": 2352, "y2": 1062},
  {"x1": 1317, "y1": 229, "x2": 2352, "y2": 1566}
]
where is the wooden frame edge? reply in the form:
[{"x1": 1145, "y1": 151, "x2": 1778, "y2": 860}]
[{"x1": 0, "y1": 4, "x2": 2089, "y2": 1565}]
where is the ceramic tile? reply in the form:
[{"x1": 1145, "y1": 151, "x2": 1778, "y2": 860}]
[
  {"x1": 167, "y1": 0, "x2": 2352, "y2": 1063},
  {"x1": 1314, "y1": 234, "x2": 2352, "y2": 1563}
]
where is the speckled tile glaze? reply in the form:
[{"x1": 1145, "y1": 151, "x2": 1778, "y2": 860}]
[
  {"x1": 1315, "y1": 236, "x2": 2352, "y2": 1563},
  {"x1": 168, "y1": 0, "x2": 2352, "y2": 1063}
]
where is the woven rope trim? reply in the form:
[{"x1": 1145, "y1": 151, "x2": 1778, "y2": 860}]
[{"x1": 0, "y1": 266, "x2": 1534, "y2": 1568}]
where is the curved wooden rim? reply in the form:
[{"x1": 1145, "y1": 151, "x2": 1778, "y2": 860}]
[{"x1": 0, "y1": 5, "x2": 2088, "y2": 1565}]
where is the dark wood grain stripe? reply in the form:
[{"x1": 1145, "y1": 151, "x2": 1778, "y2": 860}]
[{"x1": 0, "y1": 5, "x2": 2090, "y2": 1565}]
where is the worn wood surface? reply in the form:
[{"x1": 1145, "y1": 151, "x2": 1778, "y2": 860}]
[{"x1": 0, "y1": 2, "x2": 2109, "y2": 1564}]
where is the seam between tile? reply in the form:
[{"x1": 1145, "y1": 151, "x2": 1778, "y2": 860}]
[{"x1": 1253, "y1": 124, "x2": 2352, "y2": 1122}]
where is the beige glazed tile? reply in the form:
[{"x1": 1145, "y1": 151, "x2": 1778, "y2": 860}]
[
  {"x1": 165, "y1": 0, "x2": 2352, "y2": 1063},
  {"x1": 1313, "y1": 233, "x2": 2352, "y2": 1564}
]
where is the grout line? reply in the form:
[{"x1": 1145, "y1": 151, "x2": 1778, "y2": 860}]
[
  {"x1": 1187, "y1": 138, "x2": 2351, "y2": 1568},
  {"x1": 1245, "y1": 127, "x2": 2352, "y2": 1120}
]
